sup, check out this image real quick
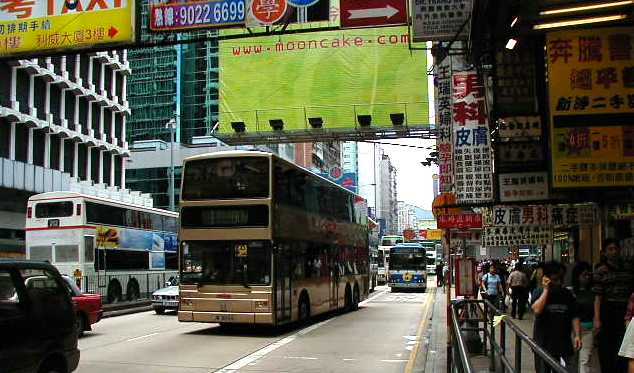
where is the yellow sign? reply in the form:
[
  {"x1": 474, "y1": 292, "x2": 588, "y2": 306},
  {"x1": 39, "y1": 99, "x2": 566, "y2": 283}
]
[
  {"x1": 426, "y1": 229, "x2": 442, "y2": 241},
  {"x1": 547, "y1": 26, "x2": 634, "y2": 188},
  {"x1": 403, "y1": 272, "x2": 412, "y2": 282},
  {"x1": 0, "y1": 0, "x2": 135, "y2": 57},
  {"x1": 235, "y1": 244, "x2": 248, "y2": 257}
]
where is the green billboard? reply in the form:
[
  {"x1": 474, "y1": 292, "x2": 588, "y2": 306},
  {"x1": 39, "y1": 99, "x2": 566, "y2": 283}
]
[{"x1": 218, "y1": 26, "x2": 429, "y2": 142}]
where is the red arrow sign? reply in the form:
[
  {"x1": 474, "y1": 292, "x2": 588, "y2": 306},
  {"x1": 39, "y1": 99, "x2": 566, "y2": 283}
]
[
  {"x1": 340, "y1": 0, "x2": 407, "y2": 29},
  {"x1": 108, "y1": 26, "x2": 119, "y2": 39}
]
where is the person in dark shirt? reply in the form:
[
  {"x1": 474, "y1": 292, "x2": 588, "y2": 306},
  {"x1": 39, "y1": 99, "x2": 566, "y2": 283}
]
[
  {"x1": 572, "y1": 261, "x2": 599, "y2": 373},
  {"x1": 593, "y1": 239, "x2": 634, "y2": 373},
  {"x1": 436, "y1": 262, "x2": 444, "y2": 287},
  {"x1": 532, "y1": 261, "x2": 582, "y2": 373}
]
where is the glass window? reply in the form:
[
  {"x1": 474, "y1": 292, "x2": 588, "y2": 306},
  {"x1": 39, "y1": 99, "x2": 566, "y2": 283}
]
[
  {"x1": 29, "y1": 246, "x2": 52, "y2": 262},
  {"x1": 0, "y1": 271, "x2": 18, "y2": 304},
  {"x1": 84, "y1": 236, "x2": 94, "y2": 263},
  {"x1": 182, "y1": 157, "x2": 270, "y2": 200},
  {"x1": 150, "y1": 213, "x2": 163, "y2": 231},
  {"x1": 181, "y1": 241, "x2": 271, "y2": 285},
  {"x1": 163, "y1": 216, "x2": 178, "y2": 233},
  {"x1": 55, "y1": 245, "x2": 79, "y2": 263},
  {"x1": 35, "y1": 202, "x2": 73, "y2": 218},
  {"x1": 86, "y1": 202, "x2": 126, "y2": 226}
]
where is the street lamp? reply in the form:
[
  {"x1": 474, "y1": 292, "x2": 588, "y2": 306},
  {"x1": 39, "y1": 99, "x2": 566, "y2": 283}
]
[{"x1": 165, "y1": 117, "x2": 177, "y2": 212}]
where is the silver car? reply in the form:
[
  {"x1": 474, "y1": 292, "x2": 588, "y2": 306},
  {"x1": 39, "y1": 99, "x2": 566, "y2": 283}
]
[{"x1": 151, "y1": 277, "x2": 179, "y2": 315}]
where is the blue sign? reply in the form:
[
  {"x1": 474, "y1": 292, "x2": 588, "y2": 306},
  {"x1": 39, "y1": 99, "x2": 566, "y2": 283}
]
[
  {"x1": 150, "y1": 0, "x2": 246, "y2": 31},
  {"x1": 287, "y1": 0, "x2": 320, "y2": 6},
  {"x1": 318, "y1": 171, "x2": 358, "y2": 193}
]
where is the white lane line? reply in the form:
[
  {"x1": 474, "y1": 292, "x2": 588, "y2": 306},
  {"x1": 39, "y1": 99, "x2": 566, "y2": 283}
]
[
  {"x1": 342, "y1": 358, "x2": 357, "y2": 361},
  {"x1": 283, "y1": 356, "x2": 318, "y2": 360},
  {"x1": 213, "y1": 319, "x2": 332, "y2": 373},
  {"x1": 126, "y1": 332, "x2": 159, "y2": 342},
  {"x1": 380, "y1": 359, "x2": 409, "y2": 363}
]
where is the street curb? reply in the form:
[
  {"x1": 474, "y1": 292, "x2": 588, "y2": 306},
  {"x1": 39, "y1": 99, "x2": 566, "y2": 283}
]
[{"x1": 102, "y1": 303, "x2": 153, "y2": 319}]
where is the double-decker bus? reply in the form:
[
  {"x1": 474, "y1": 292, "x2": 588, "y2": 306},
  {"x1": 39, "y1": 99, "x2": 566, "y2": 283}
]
[
  {"x1": 178, "y1": 150, "x2": 369, "y2": 325},
  {"x1": 25, "y1": 192, "x2": 178, "y2": 303},
  {"x1": 421, "y1": 240, "x2": 438, "y2": 274},
  {"x1": 377, "y1": 235, "x2": 404, "y2": 284},
  {"x1": 368, "y1": 218, "x2": 379, "y2": 291},
  {"x1": 388, "y1": 243, "x2": 429, "y2": 292}
]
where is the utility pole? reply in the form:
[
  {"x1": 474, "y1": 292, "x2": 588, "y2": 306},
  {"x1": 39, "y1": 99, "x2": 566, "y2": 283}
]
[{"x1": 166, "y1": 117, "x2": 177, "y2": 212}]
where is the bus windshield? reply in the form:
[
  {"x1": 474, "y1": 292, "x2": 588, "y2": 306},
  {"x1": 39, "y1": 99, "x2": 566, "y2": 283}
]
[
  {"x1": 181, "y1": 241, "x2": 271, "y2": 286},
  {"x1": 389, "y1": 249, "x2": 428, "y2": 271},
  {"x1": 181, "y1": 157, "x2": 270, "y2": 200}
]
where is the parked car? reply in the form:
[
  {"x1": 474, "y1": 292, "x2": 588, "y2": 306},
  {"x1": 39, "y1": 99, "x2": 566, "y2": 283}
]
[
  {"x1": 151, "y1": 276, "x2": 179, "y2": 315},
  {"x1": 61, "y1": 275, "x2": 103, "y2": 336},
  {"x1": 0, "y1": 260, "x2": 80, "y2": 373}
]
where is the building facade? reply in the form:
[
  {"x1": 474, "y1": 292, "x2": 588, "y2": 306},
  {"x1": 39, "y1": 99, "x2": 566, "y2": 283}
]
[
  {"x1": 294, "y1": 142, "x2": 341, "y2": 173},
  {"x1": 0, "y1": 51, "x2": 150, "y2": 258},
  {"x1": 378, "y1": 152, "x2": 398, "y2": 235},
  {"x1": 397, "y1": 201, "x2": 418, "y2": 235}
]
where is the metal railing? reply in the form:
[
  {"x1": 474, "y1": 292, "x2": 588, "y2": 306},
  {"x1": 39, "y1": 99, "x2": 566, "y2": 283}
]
[
  {"x1": 449, "y1": 299, "x2": 568, "y2": 373},
  {"x1": 80, "y1": 271, "x2": 178, "y2": 304}
]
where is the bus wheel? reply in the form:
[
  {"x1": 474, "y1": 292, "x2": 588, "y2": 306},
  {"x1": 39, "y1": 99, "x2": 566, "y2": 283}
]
[
  {"x1": 351, "y1": 285, "x2": 360, "y2": 311},
  {"x1": 107, "y1": 280, "x2": 122, "y2": 304},
  {"x1": 126, "y1": 279, "x2": 140, "y2": 301},
  {"x1": 298, "y1": 294, "x2": 310, "y2": 323}
]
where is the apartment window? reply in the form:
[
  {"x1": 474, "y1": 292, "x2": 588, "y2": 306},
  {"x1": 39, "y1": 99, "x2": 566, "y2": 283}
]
[
  {"x1": 90, "y1": 148, "x2": 99, "y2": 182},
  {"x1": 77, "y1": 143, "x2": 87, "y2": 180},
  {"x1": 49, "y1": 84, "x2": 61, "y2": 126},
  {"x1": 0, "y1": 63, "x2": 10, "y2": 107},
  {"x1": 14, "y1": 125, "x2": 28, "y2": 162},
  {"x1": 79, "y1": 55, "x2": 90, "y2": 88},
  {"x1": 32, "y1": 129, "x2": 45, "y2": 167},
  {"x1": 63, "y1": 140, "x2": 74, "y2": 174},
  {"x1": 0, "y1": 119, "x2": 10, "y2": 159},
  {"x1": 78, "y1": 96, "x2": 89, "y2": 135},
  {"x1": 103, "y1": 152, "x2": 112, "y2": 185},
  {"x1": 16, "y1": 69, "x2": 29, "y2": 114},
  {"x1": 64, "y1": 91, "x2": 74, "y2": 129},
  {"x1": 49, "y1": 135, "x2": 61, "y2": 170},
  {"x1": 114, "y1": 155, "x2": 122, "y2": 187},
  {"x1": 104, "y1": 109, "x2": 112, "y2": 140},
  {"x1": 34, "y1": 79, "x2": 47, "y2": 121},
  {"x1": 91, "y1": 103, "x2": 100, "y2": 138}
]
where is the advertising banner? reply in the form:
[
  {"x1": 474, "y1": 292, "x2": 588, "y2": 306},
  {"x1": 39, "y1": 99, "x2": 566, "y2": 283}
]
[
  {"x1": 498, "y1": 171, "x2": 549, "y2": 202},
  {"x1": 484, "y1": 204, "x2": 596, "y2": 227},
  {"x1": 96, "y1": 226, "x2": 177, "y2": 252},
  {"x1": 435, "y1": 54, "x2": 453, "y2": 193},
  {"x1": 317, "y1": 170, "x2": 358, "y2": 193},
  {"x1": 451, "y1": 71, "x2": 494, "y2": 204},
  {"x1": 218, "y1": 26, "x2": 428, "y2": 141},
  {"x1": 547, "y1": 26, "x2": 634, "y2": 188},
  {"x1": 0, "y1": 0, "x2": 135, "y2": 57},
  {"x1": 411, "y1": 0, "x2": 471, "y2": 42}
]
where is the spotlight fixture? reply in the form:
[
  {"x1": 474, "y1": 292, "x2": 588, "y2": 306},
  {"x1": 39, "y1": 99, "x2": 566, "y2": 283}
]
[
  {"x1": 308, "y1": 117, "x2": 323, "y2": 129},
  {"x1": 231, "y1": 121, "x2": 245, "y2": 133},
  {"x1": 505, "y1": 38, "x2": 518, "y2": 50},
  {"x1": 269, "y1": 119, "x2": 284, "y2": 131},
  {"x1": 357, "y1": 115, "x2": 372, "y2": 127},
  {"x1": 390, "y1": 113, "x2": 405, "y2": 126}
]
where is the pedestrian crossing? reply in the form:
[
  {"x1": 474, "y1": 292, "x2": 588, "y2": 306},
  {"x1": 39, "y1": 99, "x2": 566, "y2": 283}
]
[{"x1": 369, "y1": 291, "x2": 428, "y2": 304}]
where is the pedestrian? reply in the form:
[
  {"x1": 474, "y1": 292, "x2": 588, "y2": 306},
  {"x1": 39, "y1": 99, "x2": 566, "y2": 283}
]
[
  {"x1": 436, "y1": 261, "x2": 444, "y2": 288},
  {"x1": 619, "y1": 292, "x2": 634, "y2": 373},
  {"x1": 532, "y1": 261, "x2": 582, "y2": 373},
  {"x1": 572, "y1": 261, "x2": 600, "y2": 373},
  {"x1": 507, "y1": 263, "x2": 529, "y2": 319},
  {"x1": 480, "y1": 263, "x2": 504, "y2": 310},
  {"x1": 530, "y1": 262, "x2": 545, "y2": 303},
  {"x1": 593, "y1": 239, "x2": 634, "y2": 373}
]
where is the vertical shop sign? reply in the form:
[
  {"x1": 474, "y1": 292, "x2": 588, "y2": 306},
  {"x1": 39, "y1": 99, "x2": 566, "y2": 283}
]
[
  {"x1": 547, "y1": 26, "x2": 634, "y2": 188},
  {"x1": 452, "y1": 71, "x2": 494, "y2": 203},
  {"x1": 411, "y1": 0, "x2": 471, "y2": 42},
  {"x1": 435, "y1": 55, "x2": 453, "y2": 193}
]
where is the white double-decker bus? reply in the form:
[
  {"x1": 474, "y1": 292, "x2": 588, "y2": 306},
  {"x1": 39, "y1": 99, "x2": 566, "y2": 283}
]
[
  {"x1": 25, "y1": 191, "x2": 179, "y2": 303},
  {"x1": 377, "y1": 235, "x2": 404, "y2": 285}
]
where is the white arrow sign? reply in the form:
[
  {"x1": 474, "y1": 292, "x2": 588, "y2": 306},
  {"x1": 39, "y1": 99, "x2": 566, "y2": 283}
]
[{"x1": 348, "y1": 5, "x2": 399, "y2": 20}]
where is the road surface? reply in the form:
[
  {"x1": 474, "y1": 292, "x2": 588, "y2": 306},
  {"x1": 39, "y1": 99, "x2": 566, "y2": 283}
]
[{"x1": 78, "y1": 285, "x2": 436, "y2": 373}]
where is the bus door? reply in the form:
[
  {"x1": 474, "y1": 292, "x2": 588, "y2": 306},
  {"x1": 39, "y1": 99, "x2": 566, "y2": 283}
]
[
  {"x1": 329, "y1": 250, "x2": 338, "y2": 309},
  {"x1": 274, "y1": 245, "x2": 292, "y2": 323},
  {"x1": 95, "y1": 244, "x2": 107, "y2": 289}
]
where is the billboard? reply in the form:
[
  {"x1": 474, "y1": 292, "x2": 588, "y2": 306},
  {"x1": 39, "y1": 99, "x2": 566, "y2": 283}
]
[
  {"x1": 0, "y1": 0, "x2": 135, "y2": 58},
  {"x1": 218, "y1": 25, "x2": 429, "y2": 143},
  {"x1": 547, "y1": 26, "x2": 634, "y2": 188}
]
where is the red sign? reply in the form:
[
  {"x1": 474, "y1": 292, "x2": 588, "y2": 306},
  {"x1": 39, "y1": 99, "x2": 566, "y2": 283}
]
[
  {"x1": 437, "y1": 214, "x2": 483, "y2": 229},
  {"x1": 419, "y1": 230, "x2": 428, "y2": 239},
  {"x1": 250, "y1": 0, "x2": 287, "y2": 25},
  {"x1": 403, "y1": 229, "x2": 416, "y2": 241},
  {"x1": 340, "y1": 0, "x2": 407, "y2": 29}
]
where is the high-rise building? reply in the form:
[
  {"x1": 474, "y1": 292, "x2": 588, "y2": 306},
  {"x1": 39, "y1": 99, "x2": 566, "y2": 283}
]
[
  {"x1": 294, "y1": 142, "x2": 341, "y2": 173},
  {"x1": 0, "y1": 51, "x2": 148, "y2": 258},
  {"x1": 378, "y1": 152, "x2": 398, "y2": 234},
  {"x1": 432, "y1": 174, "x2": 439, "y2": 198},
  {"x1": 127, "y1": 39, "x2": 219, "y2": 145},
  {"x1": 397, "y1": 201, "x2": 419, "y2": 234}
]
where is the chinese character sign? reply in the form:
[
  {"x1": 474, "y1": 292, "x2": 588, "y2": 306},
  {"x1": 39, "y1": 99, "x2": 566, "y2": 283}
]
[
  {"x1": 498, "y1": 172, "x2": 549, "y2": 202},
  {"x1": 435, "y1": 54, "x2": 453, "y2": 193},
  {"x1": 452, "y1": 71, "x2": 494, "y2": 203},
  {"x1": 246, "y1": 0, "x2": 287, "y2": 26},
  {"x1": 547, "y1": 27, "x2": 634, "y2": 188},
  {"x1": 412, "y1": 0, "x2": 471, "y2": 42},
  {"x1": 149, "y1": 0, "x2": 246, "y2": 31},
  {"x1": 0, "y1": 0, "x2": 134, "y2": 57},
  {"x1": 485, "y1": 204, "x2": 596, "y2": 227}
]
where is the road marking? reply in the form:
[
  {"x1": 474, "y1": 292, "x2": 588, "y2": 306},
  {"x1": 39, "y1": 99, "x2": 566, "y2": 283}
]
[
  {"x1": 126, "y1": 332, "x2": 159, "y2": 342},
  {"x1": 343, "y1": 358, "x2": 357, "y2": 361},
  {"x1": 380, "y1": 359, "x2": 409, "y2": 363},
  {"x1": 283, "y1": 356, "x2": 318, "y2": 360},
  {"x1": 213, "y1": 319, "x2": 332, "y2": 373},
  {"x1": 404, "y1": 288, "x2": 435, "y2": 373}
]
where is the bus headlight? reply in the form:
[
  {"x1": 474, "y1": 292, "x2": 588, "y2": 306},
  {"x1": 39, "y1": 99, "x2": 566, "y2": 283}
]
[{"x1": 255, "y1": 300, "x2": 269, "y2": 311}]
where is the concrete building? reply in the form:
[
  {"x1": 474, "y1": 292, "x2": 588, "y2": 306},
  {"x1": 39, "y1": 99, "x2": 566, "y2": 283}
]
[
  {"x1": 397, "y1": 201, "x2": 419, "y2": 235},
  {"x1": 0, "y1": 51, "x2": 151, "y2": 258},
  {"x1": 378, "y1": 152, "x2": 398, "y2": 235},
  {"x1": 294, "y1": 142, "x2": 341, "y2": 173}
]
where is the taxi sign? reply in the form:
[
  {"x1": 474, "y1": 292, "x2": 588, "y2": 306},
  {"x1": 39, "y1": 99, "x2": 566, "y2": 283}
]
[{"x1": 0, "y1": 0, "x2": 135, "y2": 58}]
